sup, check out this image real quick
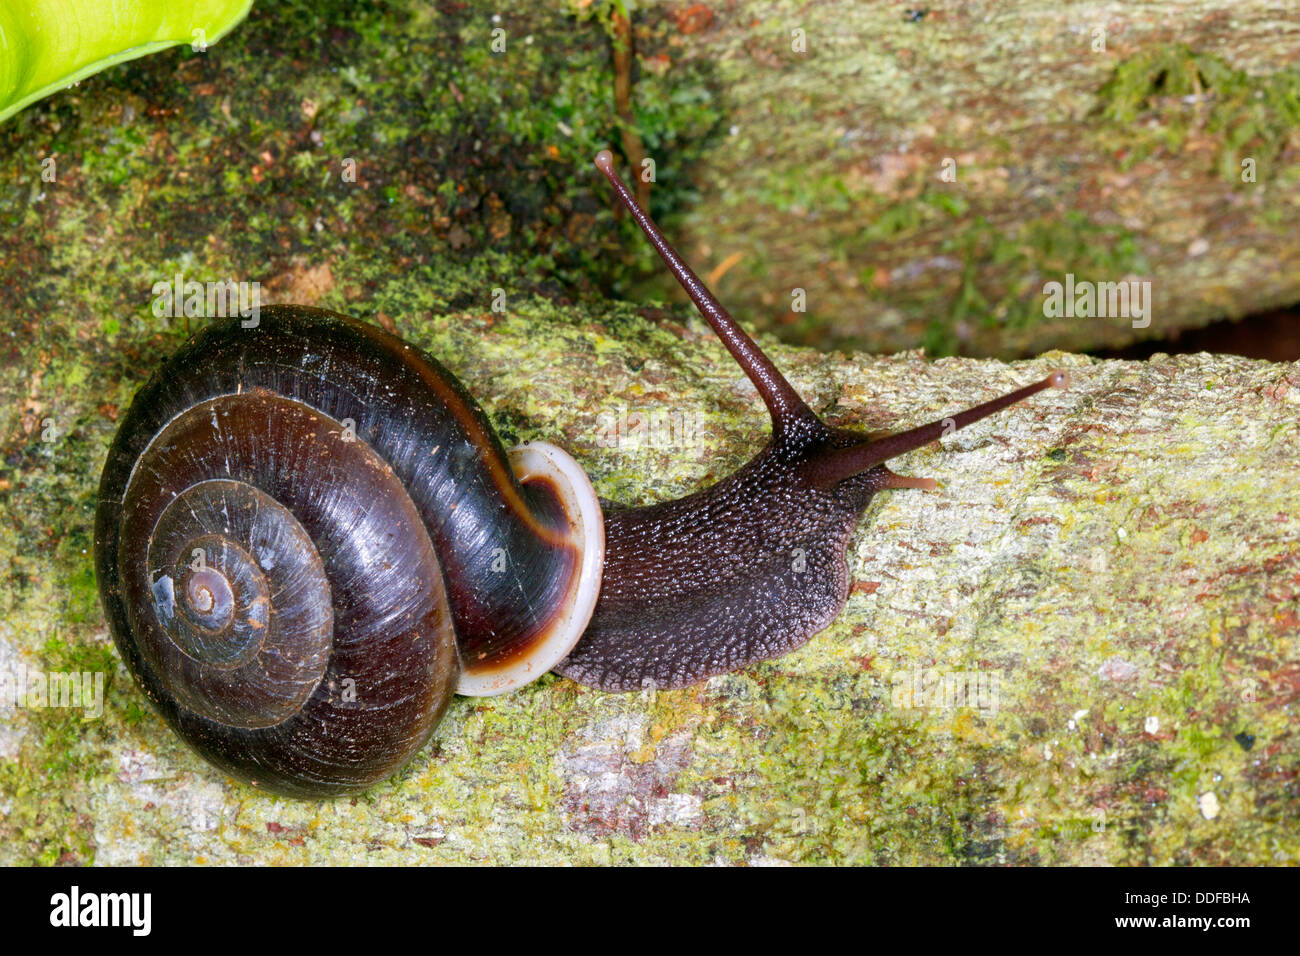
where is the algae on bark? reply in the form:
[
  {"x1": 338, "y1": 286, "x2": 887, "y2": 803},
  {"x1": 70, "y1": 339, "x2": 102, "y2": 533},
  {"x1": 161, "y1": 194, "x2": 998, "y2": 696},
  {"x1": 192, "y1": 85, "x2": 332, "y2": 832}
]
[
  {"x1": 1, "y1": 292, "x2": 1297, "y2": 864},
  {"x1": 641, "y1": 1, "x2": 1300, "y2": 356}
]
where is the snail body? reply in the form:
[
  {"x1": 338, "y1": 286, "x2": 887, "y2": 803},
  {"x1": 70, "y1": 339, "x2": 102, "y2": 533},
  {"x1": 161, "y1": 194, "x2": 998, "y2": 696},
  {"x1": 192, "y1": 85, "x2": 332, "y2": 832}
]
[{"x1": 96, "y1": 152, "x2": 1067, "y2": 796}]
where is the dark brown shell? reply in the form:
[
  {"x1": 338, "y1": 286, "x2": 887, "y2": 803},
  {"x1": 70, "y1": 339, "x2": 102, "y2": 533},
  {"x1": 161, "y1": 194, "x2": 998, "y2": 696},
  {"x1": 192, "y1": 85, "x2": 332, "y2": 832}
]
[{"x1": 95, "y1": 306, "x2": 581, "y2": 796}]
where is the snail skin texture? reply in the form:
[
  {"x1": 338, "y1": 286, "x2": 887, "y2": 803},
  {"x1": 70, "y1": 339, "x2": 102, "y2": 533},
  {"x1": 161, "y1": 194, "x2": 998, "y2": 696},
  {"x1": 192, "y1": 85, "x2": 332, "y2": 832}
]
[{"x1": 95, "y1": 151, "x2": 1069, "y2": 797}]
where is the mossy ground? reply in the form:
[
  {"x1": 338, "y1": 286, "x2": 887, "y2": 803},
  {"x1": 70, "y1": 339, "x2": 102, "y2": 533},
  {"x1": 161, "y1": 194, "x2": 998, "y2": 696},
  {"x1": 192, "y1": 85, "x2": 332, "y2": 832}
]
[{"x1": 0, "y1": 0, "x2": 1296, "y2": 865}]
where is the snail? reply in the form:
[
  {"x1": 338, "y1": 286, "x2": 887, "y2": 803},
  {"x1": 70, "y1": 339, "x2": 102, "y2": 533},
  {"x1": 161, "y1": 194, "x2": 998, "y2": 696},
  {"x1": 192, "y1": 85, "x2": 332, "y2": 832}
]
[{"x1": 95, "y1": 151, "x2": 1069, "y2": 797}]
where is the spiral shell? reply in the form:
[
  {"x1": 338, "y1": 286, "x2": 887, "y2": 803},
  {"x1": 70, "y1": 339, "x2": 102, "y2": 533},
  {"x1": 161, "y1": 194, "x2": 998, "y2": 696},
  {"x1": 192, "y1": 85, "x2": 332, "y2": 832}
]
[{"x1": 95, "y1": 307, "x2": 603, "y2": 796}]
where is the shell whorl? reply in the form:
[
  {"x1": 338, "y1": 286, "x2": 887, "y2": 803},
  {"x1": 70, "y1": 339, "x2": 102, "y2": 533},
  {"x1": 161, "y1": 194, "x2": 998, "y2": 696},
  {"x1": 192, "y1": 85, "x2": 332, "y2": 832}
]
[{"x1": 95, "y1": 306, "x2": 603, "y2": 795}]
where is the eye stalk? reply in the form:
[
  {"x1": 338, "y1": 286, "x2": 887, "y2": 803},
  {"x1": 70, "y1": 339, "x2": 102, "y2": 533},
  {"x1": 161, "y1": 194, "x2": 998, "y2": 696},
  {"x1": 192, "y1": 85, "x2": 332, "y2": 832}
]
[
  {"x1": 593, "y1": 149, "x2": 824, "y2": 445},
  {"x1": 589, "y1": 149, "x2": 1070, "y2": 489},
  {"x1": 799, "y1": 370, "x2": 1072, "y2": 490}
]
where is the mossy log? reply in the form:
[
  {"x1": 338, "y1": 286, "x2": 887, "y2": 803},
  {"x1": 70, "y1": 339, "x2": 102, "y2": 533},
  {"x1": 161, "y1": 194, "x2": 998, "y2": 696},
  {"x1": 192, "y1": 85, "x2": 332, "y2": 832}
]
[
  {"x1": 5, "y1": 1, "x2": 1297, "y2": 360},
  {"x1": 660, "y1": 0, "x2": 1300, "y2": 356},
  {"x1": 0, "y1": 0, "x2": 1295, "y2": 865},
  {"x1": 0, "y1": 295, "x2": 1296, "y2": 863}
]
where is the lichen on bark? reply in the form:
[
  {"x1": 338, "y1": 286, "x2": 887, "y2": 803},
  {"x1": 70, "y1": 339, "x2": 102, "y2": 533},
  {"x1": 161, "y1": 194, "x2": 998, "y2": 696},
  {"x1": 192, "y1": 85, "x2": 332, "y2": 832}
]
[
  {"x1": 1, "y1": 290, "x2": 1297, "y2": 863},
  {"x1": 656, "y1": 1, "x2": 1300, "y2": 356}
]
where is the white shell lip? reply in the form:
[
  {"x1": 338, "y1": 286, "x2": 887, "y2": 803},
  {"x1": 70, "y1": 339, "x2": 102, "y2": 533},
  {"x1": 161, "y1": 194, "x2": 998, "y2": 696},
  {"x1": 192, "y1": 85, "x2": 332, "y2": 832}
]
[{"x1": 454, "y1": 441, "x2": 605, "y2": 697}]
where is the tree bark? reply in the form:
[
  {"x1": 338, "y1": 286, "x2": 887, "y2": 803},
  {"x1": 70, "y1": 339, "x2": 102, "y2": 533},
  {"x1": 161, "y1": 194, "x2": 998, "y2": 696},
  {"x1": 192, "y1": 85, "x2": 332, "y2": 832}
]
[
  {"x1": 656, "y1": 0, "x2": 1300, "y2": 357},
  {"x1": 1, "y1": 299, "x2": 1296, "y2": 863}
]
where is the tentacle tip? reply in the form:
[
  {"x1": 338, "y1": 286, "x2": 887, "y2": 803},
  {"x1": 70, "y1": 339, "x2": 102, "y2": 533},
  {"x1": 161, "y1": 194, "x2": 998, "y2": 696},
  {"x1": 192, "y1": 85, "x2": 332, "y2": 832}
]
[
  {"x1": 594, "y1": 149, "x2": 614, "y2": 171},
  {"x1": 1047, "y1": 369, "x2": 1070, "y2": 389}
]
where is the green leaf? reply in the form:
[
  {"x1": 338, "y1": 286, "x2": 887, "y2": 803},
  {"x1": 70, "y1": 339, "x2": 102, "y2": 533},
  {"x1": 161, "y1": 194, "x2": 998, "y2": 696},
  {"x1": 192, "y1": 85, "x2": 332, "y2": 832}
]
[{"x1": 0, "y1": 0, "x2": 254, "y2": 123}]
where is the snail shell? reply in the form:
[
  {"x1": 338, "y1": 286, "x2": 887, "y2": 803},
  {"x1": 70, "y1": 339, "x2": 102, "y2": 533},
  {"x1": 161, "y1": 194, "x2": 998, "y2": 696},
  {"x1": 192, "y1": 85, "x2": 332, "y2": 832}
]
[{"x1": 94, "y1": 306, "x2": 603, "y2": 796}]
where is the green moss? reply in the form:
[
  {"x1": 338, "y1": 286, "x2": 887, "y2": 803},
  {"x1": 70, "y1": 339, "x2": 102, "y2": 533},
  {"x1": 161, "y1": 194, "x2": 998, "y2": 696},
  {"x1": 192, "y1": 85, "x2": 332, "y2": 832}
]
[
  {"x1": 0, "y1": 761, "x2": 98, "y2": 864},
  {"x1": 844, "y1": 199, "x2": 1147, "y2": 357},
  {"x1": 0, "y1": 0, "x2": 723, "y2": 330},
  {"x1": 1097, "y1": 43, "x2": 1300, "y2": 181},
  {"x1": 947, "y1": 213, "x2": 1144, "y2": 334},
  {"x1": 0, "y1": 638, "x2": 118, "y2": 864},
  {"x1": 35, "y1": 637, "x2": 117, "y2": 779}
]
